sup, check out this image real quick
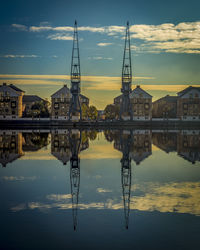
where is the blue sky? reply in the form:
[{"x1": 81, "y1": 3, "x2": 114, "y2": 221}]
[{"x1": 0, "y1": 0, "x2": 200, "y2": 108}]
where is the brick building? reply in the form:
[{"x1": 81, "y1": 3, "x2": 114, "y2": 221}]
[
  {"x1": 0, "y1": 83, "x2": 24, "y2": 119},
  {"x1": 113, "y1": 86, "x2": 152, "y2": 120},
  {"x1": 177, "y1": 86, "x2": 200, "y2": 120},
  {"x1": 130, "y1": 85, "x2": 152, "y2": 120},
  {"x1": 51, "y1": 85, "x2": 89, "y2": 120},
  {"x1": 152, "y1": 95, "x2": 178, "y2": 119}
]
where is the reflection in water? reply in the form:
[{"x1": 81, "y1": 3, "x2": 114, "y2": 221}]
[
  {"x1": 0, "y1": 129, "x2": 200, "y2": 231},
  {"x1": 51, "y1": 129, "x2": 89, "y2": 230},
  {"x1": 119, "y1": 131, "x2": 132, "y2": 229},
  {"x1": 69, "y1": 130, "x2": 81, "y2": 231},
  {"x1": 0, "y1": 131, "x2": 24, "y2": 167}
]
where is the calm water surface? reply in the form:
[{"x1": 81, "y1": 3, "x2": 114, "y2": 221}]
[{"x1": 0, "y1": 129, "x2": 200, "y2": 250}]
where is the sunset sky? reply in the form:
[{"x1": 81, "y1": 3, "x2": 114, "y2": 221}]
[{"x1": 0, "y1": 0, "x2": 200, "y2": 108}]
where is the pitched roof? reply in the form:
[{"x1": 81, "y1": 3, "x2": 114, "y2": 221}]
[
  {"x1": 23, "y1": 95, "x2": 45, "y2": 103},
  {"x1": 51, "y1": 85, "x2": 70, "y2": 98},
  {"x1": 177, "y1": 86, "x2": 200, "y2": 97},
  {"x1": 0, "y1": 84, "x2": 21, "y2": 96},
  {"x1": 9, "y1": 84, "x2": 25, "y2": 93},
  {"x1": 130, "y1": 85, "x2": 152, "y2": 98},
  {"x1": 79, "y1": 94, "x2": 89, "y2": 101},
  {"x1": 153, "y1": 95, "x2": 178, "y2": 104}
]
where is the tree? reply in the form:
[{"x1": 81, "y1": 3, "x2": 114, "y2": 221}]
[
  {"x1": 81, "y1": 103, "x2": 89, "y2": 120},
  {"x1": 30, "y1": 101, "x2": 50, "y2": 118},
  {"x1": 88, "y1": 105, "x2": 98, "y2": 120},
  {"x1": 104, "y1": 104, "x2": 119, "y2": 120}
]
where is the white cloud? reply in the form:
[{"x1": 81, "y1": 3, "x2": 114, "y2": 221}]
[
  {"x1": 97, "y1": 188, "x2": 112, "y2": 193},
  {"x1": 97, "y1": 42, "x2": 113, "y2": 47},
  {"x1": 47, "y1": 33, "x2": 73, "y2": 40},
  {"x1": 2, "y1": 176, "x2": 37, "y2": 181},
  {"x1": 1, "y1": 54, "x2": 39, "y2": 58},
  {"x1": 130, "y1": 22, "x2": 200, "y2": 54},
  {"x1": 12, "y1": 23, "x2": 28, "y2": 31},
  {"x1": 88, "y1": 56, "x2": 113, "y2": 60}
]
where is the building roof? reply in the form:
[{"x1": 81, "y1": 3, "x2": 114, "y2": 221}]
[
  {"x1": 9, "y1": 84, "x2": 25, "y2": 93},
  {"x1": 23, "y1": 95, "x2": 45, "y2": 103},
  {"x1": 51, "y1": 85, "x2": 71, "y2": 98},
  {"x1": 114, "y1": 94, "x2": 123, "y2": 101},
  {"x1": 0, "y1": 84, "x2": 21, "y2": 97},
  {"x1": 153, "y1": 95, "x2": 178, "y2": 104},
  {"x1": 79, "y1": 94, "x2": 89, "y2": 101},
  {"x1": 177, "y1": 86, "x2": 200, "y2": 97},
  {"x1": 130, "y1": 85, "x2": 152, "y2": 98}
]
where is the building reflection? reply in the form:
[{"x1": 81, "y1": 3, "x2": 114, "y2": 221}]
[
  {"x1": 0, "y1": 131, "x2": 24, "y2": 167},
  {"x1": 22, "y1": 132, "x2": 50, "y2": 152},
  {"x1": 51, "y1": 129, "x2": 89, "y2": 230},
  {"x1": 112, "y1": 129, "x2": 152, "y2": 165},
  {"x1": 177, "y1": 130, "x2": 200, "y2": 164},
  {"x1": 105, "y1": 129, "x2": 152, "y2": 229},
  {"x1": 0, "y1": 131, "x2": 50, "y2": 167},
  {"x1": 152, "y1": 131, "x2": 177, "y2": 153},
  {"x1": 152, "y1": 130, "x2": 200, "y2": 164}
]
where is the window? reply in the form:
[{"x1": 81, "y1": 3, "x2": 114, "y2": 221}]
[
  {"x1": 61, "y1": 94, "x2": 64, "y2": 102},
  {"x1": 189, "y1": 93, "x2": 193, "y2": 98},
  {"x1": 12, "y1": 111, "x2": 15, "y2": 115},
  {"x1": 11, "y1": 101, "x2": 16, "y2": 108},
  {"x1": 133, "y1": 98, "x2": 137, "y2": 103},
  {"x1": 183, "y1": 104, "x2": 188, "y2": 110},
  {"x1": 54, "y1": 103, "x2": 59, "y2": 109},
  {"x1": 144, "y1": 103, "x2": 149, "y2": 109},
  {"x1": 195, "y1": 93, "x2": 199, "y2": 98}
]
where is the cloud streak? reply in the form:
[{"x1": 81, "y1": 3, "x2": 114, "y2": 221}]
[{"x1": 1, "y1": 55, "x2": 39, "y2": 58}]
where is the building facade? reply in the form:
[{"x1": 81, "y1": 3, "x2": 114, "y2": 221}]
[
  {"x1": 0, "y1": 83, "x2": 24, "y2": 119},
  {"x1": 177, "y1": 86, "x2": 200, "y2": 120},
  {"x1": 51, "y1": 85, "x2": 71, "y2": 120},
  {"x1": 23, "y1": 95, "x2": 49, "y2": 117},
  {"x1": 130, "y1": 85, "x2": 152, "y2": 120},
  {"x1": 51, "y1": 85, "x2": 89, "y2": 120},
  {"x1": 152, "y1": 95, "x2": 178, "y2": 119}
]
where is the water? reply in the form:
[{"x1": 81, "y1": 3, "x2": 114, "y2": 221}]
[{"x1": 0, "y1": 129, "x2": 200, "y2": 250}]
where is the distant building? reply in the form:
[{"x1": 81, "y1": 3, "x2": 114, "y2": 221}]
[
  {"x1": 98, "y1": 110, "x2": 105, "y2": 120},
  {"x1": 152, "y1": 95, "x2": 178, "y2": 119},
  {"x1": 23, "y1": 95, "x2": 49, "y2": 117},
  {"x1": 51, "y1": 85, "x2": 89, "y2": 120},
  {"x1": 129, "y1": 85, "x2": 152, "y2": 120},
  {"x1": 0, "y1": 83, "x2": 24, "y2": 119},
  {"x1": 177, "y1": 86, "x2": 200, "y2": 120}
]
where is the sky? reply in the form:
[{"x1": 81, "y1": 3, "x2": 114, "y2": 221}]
[{"x1": 0, "y1": 0, "x2": 200, "y2": 109}]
